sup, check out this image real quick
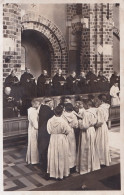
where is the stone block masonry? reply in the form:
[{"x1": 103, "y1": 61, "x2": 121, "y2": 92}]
[
  {"x1": 80, "y1": 3, "x2": 114, "y2": 77},
  {"x1": 3, "y1": 4, "x2": 21, "y2": 81}
]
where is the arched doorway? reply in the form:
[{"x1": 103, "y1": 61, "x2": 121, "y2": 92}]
[{"x1": 21, "y1": 13, "x2": 68, "y2": 77}]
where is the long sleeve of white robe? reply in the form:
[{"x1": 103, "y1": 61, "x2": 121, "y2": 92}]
[
  {"x1": 79, "y1": 110, "x2": 97, "y2": 130},
  {"x1": 28, "y1": 108, "x2": 38, "y2": 130},
  {"x1": 62, "y1": 111, "x2": 78, "y2": 129}
]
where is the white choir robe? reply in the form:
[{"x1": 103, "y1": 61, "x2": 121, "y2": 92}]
[
  {"x1": 47, "y1": 116, "x2": 72, "y2": 179},
  {"x1": 62, "y1": 111, "x2": 78, "y2": 168},
  {"x1": 95, "y1": 103, "x2": 111, "y2": 166},
  {"x1": 26, "y1": 107, "x2": 39, "y2": 164},
  {"x1": 110, "y1": 85, "x2": 120, "y2": 106},
  {"x1": 76, "y1": 108, "x2": 100, "y2": 174}
]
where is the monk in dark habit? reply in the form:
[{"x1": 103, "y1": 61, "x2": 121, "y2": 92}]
[
  {"x1": 20, "y1": 68, "x2": 37, "y2": 98},
  {"x1": 52, "y1": 69, "x2": 65, "y2": 96},
  {"x1": 66, "y1": 71, "x2": 77, "y2": 95},
  {"x1": 86, "y1": 68, "x2": 98, "y2": 92},
  {"x1": 38, "y1": 98, "x2": 54, "y2": 172},
  {"x1": 4, "y1": 69, "x2": 19, "y2": 88},
  {"x1": 37, "y1": 70, "x2": 50, "y2": 97},
  {"x1": 97, "y1": 71, "x2": 109, "y2": 92},
  {"x1": 77, "y1": 71, "x2": 86, "y2": 94}
]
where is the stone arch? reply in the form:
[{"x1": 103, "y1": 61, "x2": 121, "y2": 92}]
[{"x1": 21, "y1": 13, "x2": 68, "y2": 76}]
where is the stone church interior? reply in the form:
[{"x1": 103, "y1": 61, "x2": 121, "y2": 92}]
[{"x1": 3, "y1": 3, "x2": 120, "y2": 191}]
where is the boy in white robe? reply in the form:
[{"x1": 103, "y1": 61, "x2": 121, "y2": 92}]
[
  {"x1": 110, "y1": 82, "x2": 120, "y2": 106},
  {"x1": 26, "y1": 99, "x2": 40, "y2": 164},
  {"x1": 94, "y1": 95, "x2": 111, "y2": 166},
  {"x1": 76, "y1": 99, "x2": 100, "y2": 174},
  {"x1": 62, "y1": 103, "x2": 78, "y2": 172},
  {"x1": 47, "y1": 106, "x2": 72, "y2": 180}
]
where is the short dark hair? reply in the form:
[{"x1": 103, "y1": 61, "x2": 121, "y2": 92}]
[
  {"x1": 65, "y1": 103, "x2": 73, "y2": 112},
  {"x1": 98, "y1": 94, "x2": 107, "y2": 103},
  {"x1": 54, "y1": 105, "x2": 63, "y2": 116},
  {"x1": 83, "y1": 99, "x2": 93, "y2": 108}
]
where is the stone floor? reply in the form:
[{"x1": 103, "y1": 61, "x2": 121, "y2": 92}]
[{"x1": 3, "y1": 126, "x2": 120, "y2": 191}]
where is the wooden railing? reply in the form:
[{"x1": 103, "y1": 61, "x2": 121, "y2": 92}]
[{"x1": 3, "y1": 93, "x2": 120, "y2": 138}]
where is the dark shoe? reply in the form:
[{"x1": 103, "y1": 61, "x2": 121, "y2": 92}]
[
  {"x1": 101, "y1": 164, "x2": 107, "y2": 168},
  {"x1": 43, "y1": 173, "x2": 50, "y2": 180},
  {"x1": 57, "y1": 178, "x2": 63, "y2": 181},
  {"x1": 70, "y1": 166, "x2": 76, "y2": 174}
]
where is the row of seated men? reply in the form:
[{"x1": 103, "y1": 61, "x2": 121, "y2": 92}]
[{"x1": 4, "y1": 68, "x2": 120, "y2": 98}]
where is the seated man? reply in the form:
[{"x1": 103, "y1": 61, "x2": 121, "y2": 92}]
[
  {"x1": 4, "y1": 69, "x2": 19, "y2": 88},
  {"x1": 37, "y1": 70, "x2": 51, "y2": 97},
  {"x1": 66, "y1": 71, "x2": 77, "y2": 95},
  {"x1": 52, "y1": 69, "x2": 65, "y2": 96},
  {"x1": 4, "y1": 69, "x2": 21, "y2": 100},
  {"x1": 3, "y1": 87, "x2": 18, "y2": 118}
]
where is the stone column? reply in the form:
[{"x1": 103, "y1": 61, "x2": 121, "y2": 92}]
[{"x1": 80, "y1": 3, "x2": 113, "y2": 77}]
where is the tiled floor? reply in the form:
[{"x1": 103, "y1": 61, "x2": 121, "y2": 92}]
[{"x1": 3, "y1": 126, "x2": 120, "y2": 191}]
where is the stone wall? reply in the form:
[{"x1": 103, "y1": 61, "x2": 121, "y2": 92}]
[
  {"x1": 3, "y1": 4, "x2": 21, "y2": 81},
  {"x1": 80, "y1": 3, "x2": 114, "y2": 77}
]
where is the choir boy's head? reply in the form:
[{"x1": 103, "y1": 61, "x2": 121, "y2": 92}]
[
  {"x1": 93, "y1": 97, "x2": 102, "y2": 108},
  {"x1": 64, "y1": 96, "x2": 72, "y2": 104},
  {"x1": 31, "y1": 99, "x2": 40, "y2": 109},
  {"x1": 75, "y1": 100, "x2": 84, "y2": 109},
  {"x1": 83, "y1": 99, "x2": 93, "y2": 109},
  {"x1": 65, "y1": 103, "x2": 73, "y2": 112},
  {"x1": 54, "y1": 105, "x2": 63, "y2": 116},
  {"x1": 98, "y1": 94, "x2": 107, "y2": 103}
]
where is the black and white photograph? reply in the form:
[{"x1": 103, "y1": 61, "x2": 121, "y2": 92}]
[{"x1": 1, "y1": 1, "x2": 123, "y2": 192}]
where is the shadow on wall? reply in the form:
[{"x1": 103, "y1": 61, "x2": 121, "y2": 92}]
[
  {"x1": 21, "y1": 30, "x2": 51, "y2": 79},
  {"x1": 113, "y1": 34, "x2": 120, "y2": 74}
]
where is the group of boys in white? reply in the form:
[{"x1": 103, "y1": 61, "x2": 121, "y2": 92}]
[{"x1": 26, "y1": 93, "x2": 112, "y2": 180}]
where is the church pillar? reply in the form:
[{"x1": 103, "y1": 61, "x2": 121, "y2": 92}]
[{"x1": 80, "y1": 3, "x2": 114, "y2": 77}]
